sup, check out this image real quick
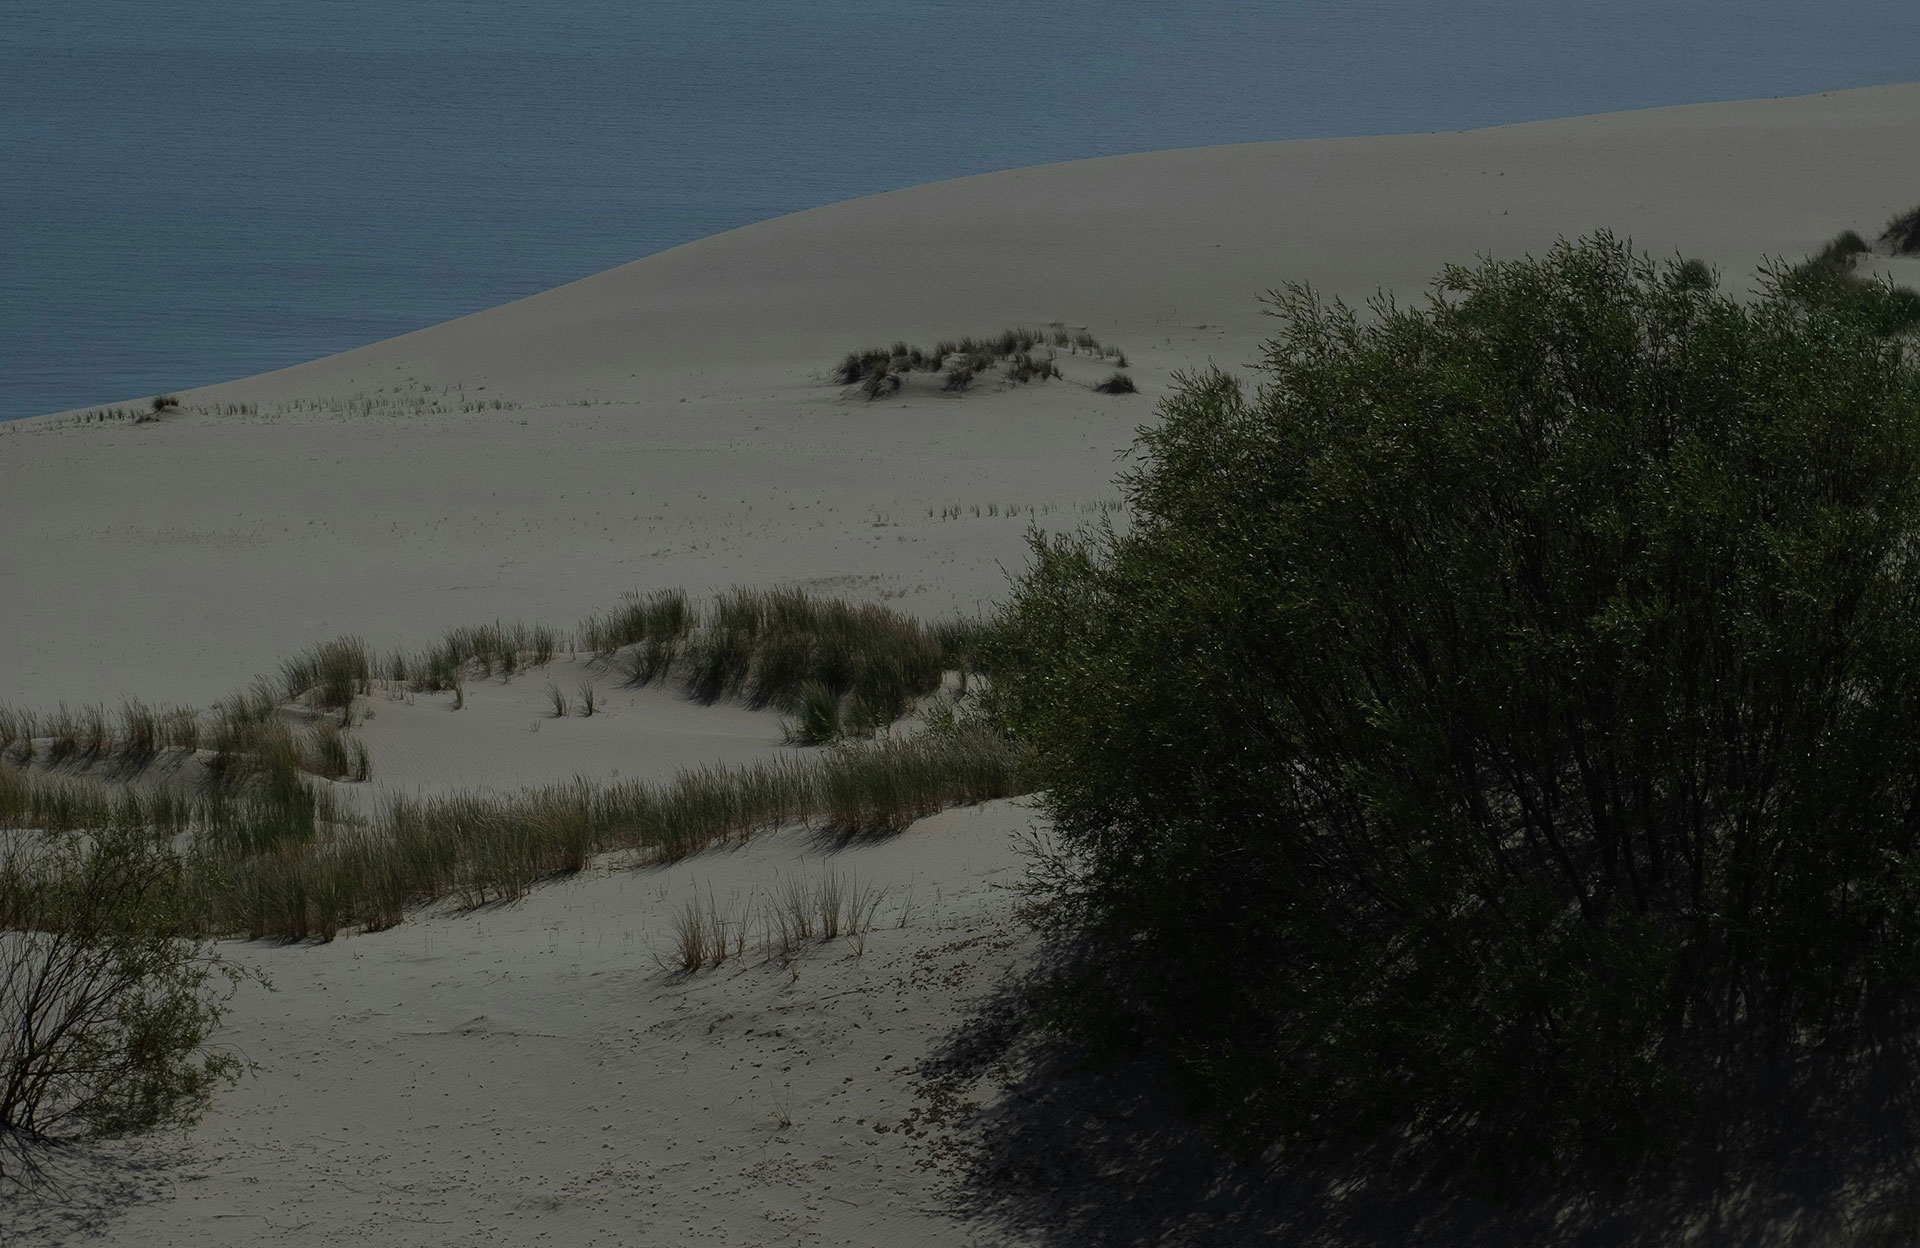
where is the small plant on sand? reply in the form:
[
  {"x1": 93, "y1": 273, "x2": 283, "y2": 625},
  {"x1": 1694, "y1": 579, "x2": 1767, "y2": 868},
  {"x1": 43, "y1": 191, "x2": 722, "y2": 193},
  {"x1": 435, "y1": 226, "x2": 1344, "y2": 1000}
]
[
  {"x1": 1093, "y1": 370, "x2": 1138, "y2": 395},
  {"x1": 136, "y1": 394, "x2": 181, "y2": 422},
  {"x1": 546, "y1": 684, "x2": 568, "y2": 718},
  {"x1": 576, "y1": 681, "x2": 598, "y2": 718}
]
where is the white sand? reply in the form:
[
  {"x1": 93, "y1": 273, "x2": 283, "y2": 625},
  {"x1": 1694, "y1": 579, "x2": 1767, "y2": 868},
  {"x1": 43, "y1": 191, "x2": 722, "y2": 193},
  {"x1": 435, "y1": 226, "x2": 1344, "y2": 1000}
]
[{"x1": 6, "y1": 82, "x2": 1920, "y2": 1244}]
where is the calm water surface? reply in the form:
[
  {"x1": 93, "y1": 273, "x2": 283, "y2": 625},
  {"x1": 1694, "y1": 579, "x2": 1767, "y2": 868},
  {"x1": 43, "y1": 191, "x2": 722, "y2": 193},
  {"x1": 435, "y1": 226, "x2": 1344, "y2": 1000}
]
[{"x1": 5, "y1": 1, "x2": 1918, "y2": 419}]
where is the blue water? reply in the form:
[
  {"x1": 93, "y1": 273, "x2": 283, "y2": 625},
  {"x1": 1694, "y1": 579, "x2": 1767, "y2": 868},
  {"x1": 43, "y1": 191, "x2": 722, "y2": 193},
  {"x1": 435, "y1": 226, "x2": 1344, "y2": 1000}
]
[{"x1": 5, "y1": 2, "x2": 1918, "y2": 420}]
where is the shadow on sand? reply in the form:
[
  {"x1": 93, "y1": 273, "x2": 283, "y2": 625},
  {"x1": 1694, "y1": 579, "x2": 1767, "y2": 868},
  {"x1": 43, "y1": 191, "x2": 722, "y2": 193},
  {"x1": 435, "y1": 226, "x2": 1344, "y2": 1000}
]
[
  {"x1": 0, "y1": 1129, "x2": 189, "y2": 1246},
  {"x1": 922, "y1": 959, "x2": 1920, "y2": 1248}
]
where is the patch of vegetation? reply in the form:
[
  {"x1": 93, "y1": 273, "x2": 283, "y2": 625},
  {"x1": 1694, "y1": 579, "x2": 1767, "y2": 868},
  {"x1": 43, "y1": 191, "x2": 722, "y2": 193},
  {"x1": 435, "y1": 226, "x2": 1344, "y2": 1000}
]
[
  {"x1": 1882, "y1": 202, "x2": 1920, "y2": 256},
  {"x1": 1782, "y1": 229, "x2": 1920, "y2": 336},
  {"x1": 583, "y1": 586, "x2": 974, "y2": 740},
  {"x1": 0, "y1": 825, "x2": 258, "y2": 1176},
  {"x1": 984, "y1": 233, "x2": 1920, "y2": 1177},
  {"x1": 669, "y1": 869, "x2": 885, "y2": 973},
  {"x1": 1093, "y1": 371, "x2": 1137, "y2": 395},
  {"x1": 0, "y1": 717, "x2": 1022, "y2": 942},
  {"x1": 832, "y1": 326, "x2": 1128, "y2": 399}
]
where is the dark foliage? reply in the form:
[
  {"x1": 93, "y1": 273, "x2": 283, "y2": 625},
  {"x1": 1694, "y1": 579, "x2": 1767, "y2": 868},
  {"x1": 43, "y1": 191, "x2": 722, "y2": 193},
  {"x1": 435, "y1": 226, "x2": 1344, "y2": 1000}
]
[{"x1": 984, "y1": 233, "x2": 1920, "y2": 1174}]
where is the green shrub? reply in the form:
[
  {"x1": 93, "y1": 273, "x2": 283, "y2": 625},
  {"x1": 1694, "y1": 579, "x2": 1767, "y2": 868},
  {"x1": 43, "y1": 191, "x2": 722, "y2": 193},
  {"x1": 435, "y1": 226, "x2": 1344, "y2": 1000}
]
[
  {"x1": 0, "y1": 826, "x2": 254, "y2": 1172},
  {"x1": 985, "y1": 233, "x2": 1920, "y2": 1173}
]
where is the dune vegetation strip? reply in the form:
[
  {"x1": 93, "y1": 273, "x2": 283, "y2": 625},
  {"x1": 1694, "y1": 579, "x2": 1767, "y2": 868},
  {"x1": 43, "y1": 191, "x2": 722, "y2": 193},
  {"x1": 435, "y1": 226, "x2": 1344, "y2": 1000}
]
[
  {"x1": 0, "y1": 584, "x2": 1015, "y2": 944},
  {"x1": 1, "y1": 719, "x2": 1025, "y2": 943},
  {"x1": 0, "y1": 587, "x2": 984, "y2": 788}
]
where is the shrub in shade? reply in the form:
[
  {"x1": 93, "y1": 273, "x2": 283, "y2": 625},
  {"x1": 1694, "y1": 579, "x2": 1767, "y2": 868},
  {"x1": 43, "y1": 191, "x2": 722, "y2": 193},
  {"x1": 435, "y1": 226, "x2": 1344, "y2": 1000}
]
[
  {"x1": 1093, "y1": 371, "x2": 1137, "y2": 395},
  {"x1": 986, "y1": 233, "x2": 1920, "y2": 1173}
]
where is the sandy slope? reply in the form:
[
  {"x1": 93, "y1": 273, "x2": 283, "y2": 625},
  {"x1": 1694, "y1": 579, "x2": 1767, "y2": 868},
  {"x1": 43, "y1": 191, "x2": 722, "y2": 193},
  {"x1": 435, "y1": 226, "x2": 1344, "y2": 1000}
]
[
  {"x1": 8, "y1": 82, "x2": 1920, "y2": 1246},
  {"x1": 5, "y1": 803, "x2": 1045, "y2": 1248}
]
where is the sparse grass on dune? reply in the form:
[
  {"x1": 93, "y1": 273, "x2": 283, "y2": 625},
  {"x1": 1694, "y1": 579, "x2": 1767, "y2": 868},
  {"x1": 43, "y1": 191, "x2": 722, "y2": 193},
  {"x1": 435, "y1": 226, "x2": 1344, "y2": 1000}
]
[
  {"x1": 832, "y1": 324, "x2": 1129, "y2": 399},
  {"x1": 669, "y1": 868, "x2": 886, "y2": 973}
]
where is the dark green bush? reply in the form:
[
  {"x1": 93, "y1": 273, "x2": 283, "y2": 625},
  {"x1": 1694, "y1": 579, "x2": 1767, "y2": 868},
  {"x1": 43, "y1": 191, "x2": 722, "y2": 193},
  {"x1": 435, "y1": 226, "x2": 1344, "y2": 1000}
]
[{"x1": 985, "y1": 233, "x2": 1920, "y2": 1172}]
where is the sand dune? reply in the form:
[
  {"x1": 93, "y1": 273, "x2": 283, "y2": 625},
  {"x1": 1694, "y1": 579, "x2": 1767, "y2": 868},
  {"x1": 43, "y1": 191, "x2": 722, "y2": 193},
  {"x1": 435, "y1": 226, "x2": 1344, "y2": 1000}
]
[
  {"x1": 8, "y1": 83, "x2": 1920, "y2": 715},
  {"x1": 7, "y1": 82, "x2": 1920, "y2": 1245}
]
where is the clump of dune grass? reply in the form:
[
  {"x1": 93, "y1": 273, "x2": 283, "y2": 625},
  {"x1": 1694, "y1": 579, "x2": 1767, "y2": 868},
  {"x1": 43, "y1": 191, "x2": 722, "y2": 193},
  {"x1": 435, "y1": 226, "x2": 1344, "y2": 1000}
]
[
  {"x1": 281, "y1": 636, "x2": 373, "y2": 715},
  {"x1": 118, "y1": 700, "x2": 159, "y2": 763},
  {"x1": 579, "y1": 588, "x2": 691, "y2": 657},
  {"x1": 1004, "y1": 353, "x2": 1060, "y2": 384},
  {"x1": 45, "y1": 706, "x2": 79, "y2": 764},
  {"x1": 399, "y1": 621, "x2": 563, "y2": 692},
  {"x1": 583, "y1": 587, "x2": 964, "y2": 738},
  {"x1": 1094, "y1": 370, "x2": 1138, "y2": 395},
  {"x1": 1782, "y1": 229, "x2": 1920, "y2": 335},
  {"x1": 667, "y1": 890, "x2": 750, "y2": 973},
  {"x1": 761, "y1": 869, "x2": 886, "y2": 965},
  {"x1": 1886, "y1": 204, "x2": 1920, "y2": 256},
  {"x1": 161, "y1": 706, "x2": 202, "y2": 752},
  {"x1": 0, "y1": 707, "x2": 30, "y2": 761},
  {"x1": 833, "y1": 327, "x2": 1124, "y2": 398},
  {"x1": 78, "y1": 705, "x2": 111, "y2": 762},
  {"x1": 546, "y1": 684, "x2": 568, "y2": 718},
  {"x1": 785, "y1": 681, "x2": 843, "y2": 745},
  {"x1": 303, "y1": 716, "x2": 352, "y2": 779}
]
